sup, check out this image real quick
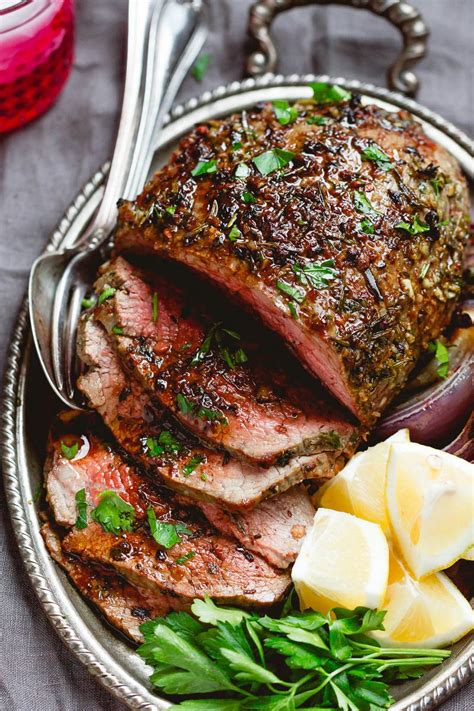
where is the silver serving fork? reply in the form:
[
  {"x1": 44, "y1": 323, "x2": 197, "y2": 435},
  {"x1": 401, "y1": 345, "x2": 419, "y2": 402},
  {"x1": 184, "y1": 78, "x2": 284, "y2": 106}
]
[{"x1": 29, "y1": 0, "x2": 207, "y2": 409}]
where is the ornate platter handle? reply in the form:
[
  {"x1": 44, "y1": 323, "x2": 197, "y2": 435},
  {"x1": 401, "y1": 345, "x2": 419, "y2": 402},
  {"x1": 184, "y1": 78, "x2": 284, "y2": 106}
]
[{"x1": 246, "y1": 0, "x2": 429, "y2": 96}]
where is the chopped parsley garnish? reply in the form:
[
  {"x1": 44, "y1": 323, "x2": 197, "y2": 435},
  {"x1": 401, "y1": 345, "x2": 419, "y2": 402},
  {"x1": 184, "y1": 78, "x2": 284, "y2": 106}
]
[
  {"x1": 152, "y1": 292, "x2": 159, "y2": 322},
  {"x1": 165, "y1": 205, "x2": 176, "y2": 215},
  {"x1": 98, "y1": 286, "x2": 116, "y2": 305},
  {"x1": 32, "y1": 482, "x2": 43, "y2": 503},
  {"x1": 358, "y1": 218, "x2": 375, "y2": 234},
  {"x1": 306, "y1": 114, "x2": 328, "y2": 125},
  {"x1": 75, "y1": 488, "x2": 88, "y2": 529},
  {"x1": 138, "y1": 596, "x2": 449, "y2": 708},
  {"x1": 288, "y1": 302, "x2": 299, "y2": 319},
  {"x1": 61, "y1": 440, "x2": 79, "y2": 460},
  {"x1": 428, "y1": 339, "x2": 449, "y2": 379},
  {"x1": 292, "y1": 258, "x2": 337, "y2": 290},
  {"x1": 232, "y1": 140, "x2": 243, "y2": 151},
  {"x1": 191, "y1": 159, "x2": 217, "y2": 177},
  {"x1": 242, "y1": 190, "x2": 256, "y2": 204},
  {"x1": 228, "y1": 224, "x2": 241, "y2": 241},
  {"x1": 176, "y1": 393, "x2": 228, "y2": 425},
  {"x1": 253, "y1": 147, "x2": 295, "y2": 176},
  {"x1": 309, "y1": 81, "x2": 351, "y2": 104},
  {"x1": 272, "y1": 99, "x2": 298, "y2": 125},
  {"x1": 146, "y1": 431, "x2": 181, "y2": 457},
  {"x1": 175, "y1": 551, "x2": 196, "y2": 565},
  {"x1": 90, "y1": 490, "x2": 135, "y2": 535},
  {"x1": 354, "y1": 190, "x2": 377, "y2": 215},
  {"x1": 276, "y1": 279, "x2": 305, "y2": 304},
  {"x1": 190, "y1": 323, "x2": 247, "y2": 370},
  {"x1": 191, "y1": 53, "x2": 211, "y2": 82},
  {"x1": 147, "y1": 508, "x2": 192, "y2": 549},
  {"x1": 361, "y1": 144, "x2": 394, "y2": 171},
  {"x1": 183, "y1": 454, "x2": 205, "y2": 477},
  {"x1": 81, "y1": 296, "x2": 96, "y2": 309},
  {"x1": 112, "y1": 325, "x2": 123, "y2": 335},
  {"x1": 395, "y1": 216, "x2": 430, "y2": 235},
  {"x1": 234, "y1": 162, "x2": 250, "y2": 179}
]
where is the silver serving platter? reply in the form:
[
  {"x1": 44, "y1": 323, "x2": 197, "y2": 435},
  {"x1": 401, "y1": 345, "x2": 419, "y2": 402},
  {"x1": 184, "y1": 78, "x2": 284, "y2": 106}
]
[{"x1": 2, "y1": 74, "x2": 473, "y2": 710}]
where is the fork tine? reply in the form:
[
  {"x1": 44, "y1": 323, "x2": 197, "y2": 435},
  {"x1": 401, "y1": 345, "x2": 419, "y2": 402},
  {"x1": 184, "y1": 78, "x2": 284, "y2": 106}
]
[
  {"x1": 64, "y1": 284, "x2": 86, "y2": 402},
  {"x1": 50, "y1": 253, "x2": 81, "y2": 398}
]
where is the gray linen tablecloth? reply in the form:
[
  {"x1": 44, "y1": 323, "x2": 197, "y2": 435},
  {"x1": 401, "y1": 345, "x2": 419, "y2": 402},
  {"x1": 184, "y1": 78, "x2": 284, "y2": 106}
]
[{"x1": 0, "y1": 1, "x2": 472, "y2": 708}]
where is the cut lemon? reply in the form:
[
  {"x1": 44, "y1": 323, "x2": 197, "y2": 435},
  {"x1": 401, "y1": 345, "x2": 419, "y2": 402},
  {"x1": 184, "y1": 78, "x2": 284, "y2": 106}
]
[
  {"x1": 386, "y1": 443, "x2": 474, "y2": 579},
  {"x1": 315, "y1": 429, "x2": 409, "y2": 534},
  {"x1": 292, "y1": 508, "x2": 389, "y2": 614},
  {"x1": 371, "y1": 550, "x2": 474, "y2": 648}
]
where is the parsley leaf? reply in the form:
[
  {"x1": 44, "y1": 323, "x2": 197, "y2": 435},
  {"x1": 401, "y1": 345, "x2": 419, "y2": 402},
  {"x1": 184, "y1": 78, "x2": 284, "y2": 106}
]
[
  {"x1": 361, "y1": 144, "x2": 394, "y2": 171},
  {"x1": 428, "y1": 339, "x2": 449, "y2": 378},
  {"x1": 147, "y1": 508, "x2": 192, "y2": 549},
  {"x1": 98, "y1": 286, "x2": 116, "y2": 305},
  {"x1": 176, "y1": 551, "x2": 196, "y2": 565},
  {"x1": 81, "y1": 295, "x2": 96, "y2": 309},
  {"x1": 395, "y1": 215, "x2": 430, "y2": 235},
  {"x1": 317, "y1": 430, "x2": 342, "y2": 450},
  {"x1": 112, "y1": 325, "x2": 123, "y2": 335},
  {"x1": 253, "y1": 148, "x2": 295, "y2": 176},
  {"x1": 272, "y1": 100, "x2": 298, "y2": 125},
  {"x1": 140, "y1": 598, "x2": 450, "y2": 709},
  {"x1": 192, "y1": 596, "x2": 252, "y2": 626},
  {"x1": 146, "y1": 431, "x2": 181, "y2": 457},
  {"x1": 183, "y1": 454, "x2": 205, "y2": 476},
  {"x1": 191, "y1": 160, "x2": 217, "y2": 177},
  {"x1": 165, "y1": 205, "x2": 176, "y2": 215},
  {"x1": 309, "y1": 82, "x2": 351, "y2": 104},
  {"x1": 75, "y1": 488, "x2": 88, "y2": 529},
  {"x1": 90, "y1": 490, "x2": 135, "y2": 535},
  {"x1": 61, "y1": 440, "x2": 79, "y2": 460},
  {"x1": 234, "y1": 163, "x2": 250, "y2": 179},
  {"x1": 191, "y1": 53, "x2": 211, "y2": 82},
  {"x1": 242, "y1": 191, "x2": 256, "y2": 204},
  {"x1": 228, "y1": 224, "x2": 241, "y2": 241},
  {"x1": 358, "y1": 218, "x2": 375, "y2": 234},
  {"x1": 292, "y1": 258, "x2": 337, "y2": 289},
  {"x1": 306, "y1": 114, "x2": 328, "y2": 125},
  {"x1": 176, "y1": 393, "x2": 227, "y2": 425},
  {"x1": 354, "y1": 190, "x2": 377, "y2": 215},
  {"x1": 276, "y1": 280, "x2": 305, "y2": 304},
  {"x1": 190, "y1": 323, "x2": 247, "y2": 370}
]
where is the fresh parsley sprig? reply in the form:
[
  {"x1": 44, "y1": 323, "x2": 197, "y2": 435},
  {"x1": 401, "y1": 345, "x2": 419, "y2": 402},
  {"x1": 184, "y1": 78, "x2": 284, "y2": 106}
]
[
  {"x1": 138, "y1": 596, "x2": 449, "y2": 709},
  {"x1": 428, "y1": 339, "x2": 449, "y2": 379},
  {"x1": 90, "y1": 490, "x2": 136, "y2": 535}
]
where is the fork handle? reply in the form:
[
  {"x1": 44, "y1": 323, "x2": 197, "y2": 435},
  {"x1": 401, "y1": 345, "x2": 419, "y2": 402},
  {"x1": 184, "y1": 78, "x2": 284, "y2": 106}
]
[
  {"x1": 76, "y1": 0, "x2": 205, "y2": 250},
  {"x1": 246, "y1": 0, "x2": 429, "y2": 96}
]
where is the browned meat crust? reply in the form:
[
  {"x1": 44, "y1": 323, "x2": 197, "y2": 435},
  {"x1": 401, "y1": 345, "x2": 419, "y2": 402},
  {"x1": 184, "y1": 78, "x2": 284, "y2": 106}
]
[{"x1": 115, "y1": 99, "x2": 469, "y2": 425}]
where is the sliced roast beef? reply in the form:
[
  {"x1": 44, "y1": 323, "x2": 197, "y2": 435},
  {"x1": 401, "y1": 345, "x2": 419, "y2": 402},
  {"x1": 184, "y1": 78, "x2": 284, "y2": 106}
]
[
  {"x1": 91, "y1": 256, "x2": 357, "y2": 467},
  {"x1": 41, "y1": 522, "x2": 180, "y2": 643},
  {"x1": 115, "y1": 100, "x2": 469, "y2": 425},
  {"x1": 198, "y1": 484, "x2": 314, "y2": 569},
  {"x1": 77, "y1": 317, "x2": 347, "y2": 509},
  {"x1": 47, "y1": 421, "x2": 290, "y2": 605},
  {"x1": 45, "y1": 411, "x2": 314, "y2": 567}
]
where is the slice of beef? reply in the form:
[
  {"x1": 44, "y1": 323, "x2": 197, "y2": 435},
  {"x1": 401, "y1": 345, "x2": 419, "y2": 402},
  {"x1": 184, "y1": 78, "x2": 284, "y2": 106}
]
[
  {"x1": 114, "y1": 100, "x2": 469, "y2": 425},
  {"x1": 45, "y1": 411, "x2": 314, "y2": 567},
  {"x1": 198, "y1": 484, "x2": 314, "y2": 569},
  {"x1": 41, "y1": 522, "x2": 180, "y2": 644},
  {"x1": 46, "y1": 423, "x2": 290, "y2": 606},
  {"x1": 91, "y1": 256, "x2": 358, "y2": 467},
  {"x1": 77, "y1": 316, "x2": 346, "y2": 509}
]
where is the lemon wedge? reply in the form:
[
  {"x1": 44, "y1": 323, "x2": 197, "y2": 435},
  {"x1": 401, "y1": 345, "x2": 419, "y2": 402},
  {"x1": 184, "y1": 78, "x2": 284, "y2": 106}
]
[
  {"x1": 371, "y1": 550, "x2": 474, "y2": 648},
  {"x1": 386, "y1": 442, "x2": 474, "y2": 579},
  {"x1": 292, "y1": 508, "x2": 389, "y2": 614},
  {"x1": 315, "y1": 429, "x2": 409, "y2": 533}
]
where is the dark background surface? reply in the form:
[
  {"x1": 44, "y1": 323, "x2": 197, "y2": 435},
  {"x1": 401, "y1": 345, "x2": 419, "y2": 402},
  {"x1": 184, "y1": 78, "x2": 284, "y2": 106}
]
[{"x1": 0, "y1": 0, "x2": 472, "y2": 708}]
